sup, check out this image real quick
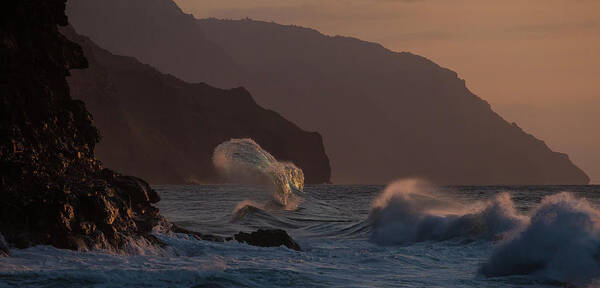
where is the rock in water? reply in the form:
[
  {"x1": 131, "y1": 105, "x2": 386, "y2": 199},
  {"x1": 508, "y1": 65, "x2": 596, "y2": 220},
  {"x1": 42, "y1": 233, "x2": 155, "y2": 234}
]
[
  {"x1": 0, "y1": 0, "x2": 164, "y2": 252},
  {"x1": 170, "y1": 224, "x2": 231, "y2": 242},
  {"x1": 234, "y1": 229, "x2": 301, "y2": 251},
  {"x1": 0, "y1": 233, "x2": 9, "y2": 257}
]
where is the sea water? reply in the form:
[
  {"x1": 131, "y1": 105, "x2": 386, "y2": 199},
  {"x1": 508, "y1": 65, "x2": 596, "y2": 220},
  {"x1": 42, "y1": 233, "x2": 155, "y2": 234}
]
[{"x1": 1, "y1": 183, "x2": 600, "y2": 288}]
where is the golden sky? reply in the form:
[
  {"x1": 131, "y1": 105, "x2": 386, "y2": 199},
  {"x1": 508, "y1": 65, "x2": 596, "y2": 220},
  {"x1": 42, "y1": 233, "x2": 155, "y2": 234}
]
[{"x1": 175, "y1": 0, "x2": 600, "y2": 183}]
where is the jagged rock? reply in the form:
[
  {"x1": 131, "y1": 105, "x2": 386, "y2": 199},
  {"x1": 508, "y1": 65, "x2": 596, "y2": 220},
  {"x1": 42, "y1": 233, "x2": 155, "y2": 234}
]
[
  {"x1": 113, "y1": 175, "x2": 160, "y2": 204},
  {"x1": 171, "y1": 224, "x2": 300, "y2": 251},
  {"x1": 0, "y1": 233, "x2": 9, "y2": 257},
  {"x1": 234, "y1": 229, "x2": 301, "y2": 251},
  {"x1": 0, "y1": 0, "x2": 167, "y2": 252}
]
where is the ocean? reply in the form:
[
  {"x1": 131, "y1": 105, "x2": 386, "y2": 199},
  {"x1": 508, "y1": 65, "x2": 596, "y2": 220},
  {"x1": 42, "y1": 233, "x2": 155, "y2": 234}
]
[{"x1": 1, "y1": 183, "x2": 600, "y2": 288}]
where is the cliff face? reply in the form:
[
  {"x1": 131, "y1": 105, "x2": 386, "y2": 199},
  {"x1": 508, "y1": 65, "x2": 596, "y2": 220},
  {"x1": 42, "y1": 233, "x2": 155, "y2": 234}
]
[
  {"x1": 66, "y1": 0, "x2": 243, "y2": 89},
  {"x1": 64, "y1": 28, "x2": 331, "y2": 184},
  {"x1": 67, "y1": 0, "x2": 590, "y2": 185},
  {"x1": 0, "y1": 0, "x2": 163, "y2": 251},
  {"x1": 196, "y1": 20, "x2": 590, "y2": 185}
]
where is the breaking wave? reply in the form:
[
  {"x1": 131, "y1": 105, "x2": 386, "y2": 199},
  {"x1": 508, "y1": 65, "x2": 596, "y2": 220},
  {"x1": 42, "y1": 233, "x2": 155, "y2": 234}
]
[
  {"x1": 479, "y1": 192, "x2": 600, "y2": 286},
  {"x1": 369, "y1": 179, "x2": 600, "y2": 285},
  {"x1": 369, "y1": 179, "x2": 525, "y2": 245},
  {"x1": 213, "y1": 138, "x2": 304, "y2": 209}
]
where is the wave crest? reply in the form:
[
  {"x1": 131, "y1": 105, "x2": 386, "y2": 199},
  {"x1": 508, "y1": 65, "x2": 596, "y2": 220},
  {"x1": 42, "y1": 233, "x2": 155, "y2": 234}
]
[
  {"x1": 370, "y1": 180, "x2": 600, "y2": 285},
  {"x1": 213, "y1": 138, "x2": 304, "y2": 208},
  {"x1": 480, "y1": 192, "x2": 600, "y2": 285},
  {"x1": 369, "y1": 179, "x2": 525, "y2": 245}
]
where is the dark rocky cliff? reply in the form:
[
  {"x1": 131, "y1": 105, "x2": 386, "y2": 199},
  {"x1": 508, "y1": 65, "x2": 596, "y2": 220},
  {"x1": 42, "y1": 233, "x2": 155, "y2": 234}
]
[
  {"x1": 0, "y1": 0, "x2": 306, "y2": 255},
  {"x1": 67, "y1": 0, "x2": 590, "y2": 185},
  {"x1": 0, "y1": 0, "x2": 163, "y2": 251},
  {"x1": 63, "y1": 27, "x2": 331, "y2": 184}
]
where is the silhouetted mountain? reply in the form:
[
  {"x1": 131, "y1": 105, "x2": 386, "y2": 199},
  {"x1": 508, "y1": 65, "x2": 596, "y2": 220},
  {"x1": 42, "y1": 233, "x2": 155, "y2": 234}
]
[
  {"x1": 67, "y1": 0, "x2": 590, "y2": 185},
  {"x1": 67, "y1": 0, "x2": 243, "y2": 89},
  {"x1": 63, "y1": 27, "x2": 331, "y2": 184}
]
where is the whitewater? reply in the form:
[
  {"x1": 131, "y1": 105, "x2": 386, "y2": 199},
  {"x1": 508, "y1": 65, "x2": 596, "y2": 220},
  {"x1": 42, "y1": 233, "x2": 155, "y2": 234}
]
[
  {"x1": 1, "y1": 181, "x2": 599, "y2": 287},
  {"x1": 213, "y1": 139, "x2": 304, "y2": 209}
]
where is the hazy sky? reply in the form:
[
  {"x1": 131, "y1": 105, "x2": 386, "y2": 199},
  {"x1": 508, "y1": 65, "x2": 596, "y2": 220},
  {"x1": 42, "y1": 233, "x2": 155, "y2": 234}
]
[{"x1": 175, "y1": 0, "x2": 600, "y2": 183}]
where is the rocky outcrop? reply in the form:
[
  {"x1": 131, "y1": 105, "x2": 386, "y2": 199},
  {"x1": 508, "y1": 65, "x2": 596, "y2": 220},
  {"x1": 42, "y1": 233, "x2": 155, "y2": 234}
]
[
  {"x1": 63, "y1": 27, "x2": 331, "y2": 184},
  {"x1": 171, "y1": 224, "x2": 231, "y2": 243},
  {"x1": 67, "y1": 0, "x2": 590, "y2": 185},
  {"x1": 234, "y1": 229, "x2": 301, "y2": 251},
  {"x1": 0, "y1": 0, "x2": 164, "y2": 252},
  {"x1": 171, "y1": 225, "x2": 301, "y2": 251},
  {"x1": 0, "y1": 0, "x2": 303, "y2": 254}
]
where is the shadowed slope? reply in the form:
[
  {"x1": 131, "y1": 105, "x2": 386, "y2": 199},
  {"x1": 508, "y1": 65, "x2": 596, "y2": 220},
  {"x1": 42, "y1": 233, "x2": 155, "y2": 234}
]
[
  {"x1": 64, "y1": 27, "x2": 331, "y2": 184},
  {"x1": 197, "y1": 19, "x2": 589, "y2": 185},
  {"x1": 67, "y1": 0, "x2": 243, "y2": 89}
]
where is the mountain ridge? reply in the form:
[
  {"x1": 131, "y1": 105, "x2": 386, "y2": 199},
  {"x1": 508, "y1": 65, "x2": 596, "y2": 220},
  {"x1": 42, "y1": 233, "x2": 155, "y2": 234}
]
[
  {"x1": 67, "y1": 0, "x2": 589, "y2": 185},
  {"x1": 64, "y1": 26, "x2": 331, "y2": 184}
]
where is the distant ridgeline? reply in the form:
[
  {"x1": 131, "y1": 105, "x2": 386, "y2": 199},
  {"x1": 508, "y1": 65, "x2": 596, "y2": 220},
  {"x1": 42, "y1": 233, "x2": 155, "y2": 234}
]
[
  {"x1": 63, "y1": 27, "x2": 331, "y2": 185},
  {"x1": 67, "y1": 0, "x2": 590, "y2": 185}
]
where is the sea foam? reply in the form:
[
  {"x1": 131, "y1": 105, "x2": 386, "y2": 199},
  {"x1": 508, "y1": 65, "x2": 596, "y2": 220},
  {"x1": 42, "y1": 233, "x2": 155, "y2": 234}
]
[
  {"x1": 480, "y1": 192, "x2": 600, "y2": 285},
  {"x1": 369, "y1": 179, "x2": 525, "y2": 245},
  {"x1": 369, "y1": 179, "x2": 600, "y2": 285}
]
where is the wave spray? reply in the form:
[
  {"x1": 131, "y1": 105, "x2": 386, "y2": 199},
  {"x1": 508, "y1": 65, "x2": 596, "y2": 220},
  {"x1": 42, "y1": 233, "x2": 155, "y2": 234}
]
[{"x1": 213, "y1": 138, "x2": 304, "y2": 209}]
